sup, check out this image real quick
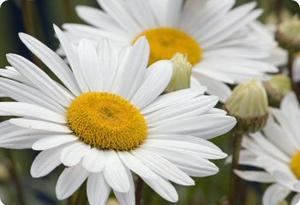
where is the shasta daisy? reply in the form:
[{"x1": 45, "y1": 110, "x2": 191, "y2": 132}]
[
  {"x1": 236, "y1": 93, "x2": 300, "y2": 205},
  {"x1": 0, "y1": 25, "x2": 236, "y2": 205},
  {"x1": 63, "y1": 0, "x2": 278, "y2": 101}
]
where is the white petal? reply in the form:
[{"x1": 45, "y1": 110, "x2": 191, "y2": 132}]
[
  {"x1": 291, "y1": 194, "x2": 300, "y2": 205},
  {"x1": 142, "y1": 176, "x2": 178, "y2": 202},
  {"x1": 0, "y1": 102, "x2": 65, "y2": 123},
  {"x1": 281, "y1": 92, "x2": 299, "y2": 113},
  {"x1": 146, "y1": 146, "x2": 219, "y2": 177},
  {"x1": 145, "y1": 95, "x2": 219, "y2": 126},
  {"x1": 75, "y1": 5, "x2": 122, "y2": 32},
  {"x1": 131, "y1": 60, "x2": 173, "y2": 109},
  {"x1": 143, "y1": 138, "x2": 226, "y2": 159},
  {"x1": 132, "y1": 149, "x2": 194, "y2": 186},
  {"x1": 113, "y1": 37, "x2": 148, "y2": 99},
  {"x1": 103, "y1": 151, "x2": 130, "y2": 193},
  {"x1": 9, "y1": 118, "x2": 71, "y2": 133},
  {"x1": 192, "y1": 72, "x2": 232, "y2": 102},
  {"x1": 19, "y1": 33, "x2": 81, "y2": 95},
  {"x1": 31, "y1": 146, "x2": 64, "y2": 178},
  {"x1": 87, "y1": 173, "x2": 111, "y2": 205},
  {"x1": 60, "y1": 142, "x2": 90, "y2": 167},
  {"x1": 99, "y1": 0, "x2": 141, "y2": 35},
  {"x1": 114, "y1": 170, "x2": 135, "y2": 205},
  {"x1": 6, "y1": 54, "x2": 73, "y2": 106},
  {"x1": 56, "y1": 164, "x2": 89, "y2": 200},
  {"x1": 149, "y1": 115, "x2": 236, "y2": 140},
  {"x1": 118, "y1": 152, "x2": 158, "y2": 180},
  {"x1": 82, "y1": 149, "x2": 106, "y2": 173},
  {"x1": 0, "y1": 127, "x2": 44, "y2": 149},
  {"x1": 262, "y1": 184, "x2": 290, "y2": 205},
  {"x1": 234, "y1": 170, "x2": 275, "y2": 183},
  {"x1": 78, "y1": 39, "x2": 103, "y2": 91},
  {"x1": 53, "y1": 25, "x2": 89, "y2": 92},
  {"x1": 0, "y1": 78, "x2": 65, "y2": 114},
  {"x1": 32, "y1": 135, "x2": 77, "y2": 150},
  {"x1": 142, "y1": 88, "x2": 204, "y2": 114}
]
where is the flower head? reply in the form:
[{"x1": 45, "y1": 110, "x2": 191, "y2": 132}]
[
  {"x1": 0, "y1": 26, "x2": 236, "y2": 205},
  {"x1": 264, "y1": 74, "x2": 292, "y2": 106},
  {"x1": 225, "y1": 79, "x2": 269, "y2": 134},
  {"x1": 236, "y1": 92, "x2": 300, "y2": 205},
  {"x1": 63, "y1": 0, "x2": 278, "y2": 102},
  {"x1": 278, "y1": 16, "x2": 300, "y2": 50},
  {"x1": 164, "y1": 53, "x2": 192, "y2": 93}
]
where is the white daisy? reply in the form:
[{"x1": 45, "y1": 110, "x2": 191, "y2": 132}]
[
  {"x1": 62, "y1": 0, "x2": 278, "y2": 102},
  {"x1": 0, "y1": 25, "x2": 236, "y2": 205},
  {"x1": 235, "y1": 92, "x2": 300, "y2": 205}
]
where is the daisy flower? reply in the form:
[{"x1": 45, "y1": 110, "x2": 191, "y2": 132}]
[
  {"x1": 235, "y1": 92, "x2": 300, "y2": 205},
  {"x1": 0, "y1": 26, "x2": 236, "y2": 205},
  {"x1": 62, "y1": 0, "x2": 278, "y2": 101}
]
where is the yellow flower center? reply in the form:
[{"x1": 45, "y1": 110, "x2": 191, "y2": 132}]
[
  {"x1": 67, "y1": 92, "x2": 148, "y2": 151},
  {"x1": 135, "y1": 27, "x2": 203, "y2": 65},
  {"x1": 290, "y1": 150, "x2": 300, "y2": 179}
]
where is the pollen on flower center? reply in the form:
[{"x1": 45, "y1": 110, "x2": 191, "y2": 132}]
[
  {"x1": 67, "y1": 92, "x2": 148, "y2": 151},
  {"x1": 290, "y1": 150, "x2": 300, "y2": 179},
  {"x1": 134, "y1": 27, "x2": 203, "y2": 66}
]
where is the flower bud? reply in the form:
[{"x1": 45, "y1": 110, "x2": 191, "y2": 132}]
[
  {"x1": 277, "y1": 16, "x2": 300, "y2": 50},
  {"x1": 277, "y1": 201, "x2": 288, "y2": 205},
  {"x1": 225, "y1": 79, "x2": 269, "y2": 134},
  {"x1": 107, "y1": 199, "x2": 119, "y2": 205},
  {"x1": 165, "y1": 53, "x2": 192, "y2": 93},
  {"x1": 264, "y1": 74, "x2": 292, "y2": 106}
]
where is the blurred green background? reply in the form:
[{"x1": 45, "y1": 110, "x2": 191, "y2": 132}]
[{"x1": 0, "y1": 0, "x2": 299, "y2": 205}]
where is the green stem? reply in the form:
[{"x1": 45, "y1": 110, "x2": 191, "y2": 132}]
[
  {"x1": 276, "y1": 0, "x2": 284, "y2": 24},
  {"x1": 229, "y1": 131, "x2": 244, "y2": 205},
  {"x1": 135, "y1": 177, "x2": 144, "y2": 205},
  {"x1": 67, "y1": 196, "x2": 73, "y2": 205},
  {"x1": 20, "y1": 0, "x2": 36, "y2": 36},
  {"x1": 63, "y1": 0, "x2": 73, "y2": 22},
  {"x1": 5, "y1": 151, "x2": 26, "y2": 205},
  {"x1": 74, "y1": 185, "x2": 87, "y2": 205}
]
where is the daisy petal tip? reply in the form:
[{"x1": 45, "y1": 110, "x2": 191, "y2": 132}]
[
  {"x1": 220, "y1": 152, "x2": 228, "y2": 159},
  {"x1": 75, "y1": 5, "x2": 84, "y2": 13},
  {"x1": 5, "y1": 53, "x2": 15, "y2": 60},
  {"x1": 18, "y1": 32, "x2": 28, "y2": 40},
  {"x1": 53, "y1": 24, "x2": 62, "y2": 34},
  {"x1": 31, "y1": 143, "x2": 44, "y2": 151},
  {"x1": 30, "y1": 168, "x2": 40, "y2": 179}
]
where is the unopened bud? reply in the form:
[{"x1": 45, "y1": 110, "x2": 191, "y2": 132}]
[
  {"x1": 264, "y1": 74, "x2": 292, "y2": 106},
  {"x1": 277, "y1": 201, "x2": 288, "y2": 205},
  {"x1": 277, "y1": 16, "x2": 300, "y2": 50},
  {"x1": 107, "y1": 199, "x2": 119, "y2": 205},
  {"x1": 225, "y1": 79, "x2": 269, "y2": 134},
  {"x1": 165, "y1": 53, "x2": 192, "y2": 93}
]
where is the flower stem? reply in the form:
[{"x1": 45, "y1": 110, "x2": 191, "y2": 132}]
[
  {"x1": 135, "y1": 177, "x2": 144, "y2": 205},
  {"x1": 74, "y1": 185, "x2": 87, "y2": 205},
  {"x1": 63, "y1": 0, "x2": 73, "y2": 22},
  {"x1": 5, "y1": 151, "x2": 26, "y2": 205},
  {"x1": 276, "y1": 0, "x2": 284, "y2": 23},
  {"x1": 229, "y1": 131, "x2": 244, "y2": 205},
  {"x1": 20, "y1": 0, "x2": 36, "y2": 36}
]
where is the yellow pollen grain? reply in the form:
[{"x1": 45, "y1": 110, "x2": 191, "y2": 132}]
[
  {"x1": 67, "y1": 92, "x2": 148, "y2": 151},
  {"x1": 290, "y1": 150, "x2": 300, "y2": 179},
  {"x1": 134, "y1": 27, "x2": 203, "y2": 66}
]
